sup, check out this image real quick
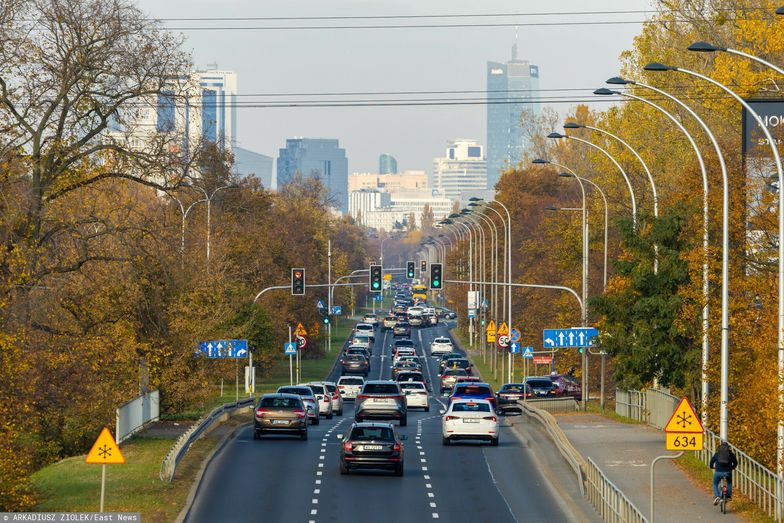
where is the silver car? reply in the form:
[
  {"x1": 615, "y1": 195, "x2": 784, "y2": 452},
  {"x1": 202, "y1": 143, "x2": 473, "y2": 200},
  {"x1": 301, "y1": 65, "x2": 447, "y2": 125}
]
[
  {"x1": 355, "y1": 380, "x2": 407, "y2": 426},
  {"x1": 323, "y1": 381, "x2": 344, "y2": 416},
  {"x1": 338, "y1": 375, "x2": 365, "y2": 400},
  {"x1": 307, "y1": 382, "x2": 334, "y2": 419},
  {"x1": 276, "y1": 385, "x2": 320, "y2": 425}
]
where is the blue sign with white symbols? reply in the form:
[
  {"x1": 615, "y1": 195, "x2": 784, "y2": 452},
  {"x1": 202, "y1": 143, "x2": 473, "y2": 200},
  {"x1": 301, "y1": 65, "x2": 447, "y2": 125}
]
[
  {"x1": 197, "y1": 339, "x2": 249, "y2": 358},
  {"x1": 317, "y1": 299, "x2": 325, "y2": 309},
  {"x1": 542, "y1": 328, "x2": 599, "y2": 348},
  {"x1": 510, "y1": 328, "x2": 521, "y2": 342},
  {"x1": 522, "y1": 346, "x2": 534, "y2": 359},
  {"x1": 284, "y1": 342, "x2": 297, "y2": 355},
  {"x1": 510, "y1": 342, "x2": 520, "y2": 353},
  {"x1": 332, "y1": 306, "x2": 342, "y2": 315}
]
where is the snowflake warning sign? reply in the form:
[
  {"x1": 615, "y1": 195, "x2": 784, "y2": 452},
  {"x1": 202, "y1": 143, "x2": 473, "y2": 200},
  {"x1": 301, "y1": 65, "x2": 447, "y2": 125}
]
[{"x1": 85, "y1": 427, "x2": 125, "y2": 464}]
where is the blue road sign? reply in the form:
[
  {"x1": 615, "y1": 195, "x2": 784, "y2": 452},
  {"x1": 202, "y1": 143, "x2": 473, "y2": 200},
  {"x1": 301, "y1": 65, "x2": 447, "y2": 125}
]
[
  {"x1": 197, "y1": 339, "x2": 249, "y2": 358},
  {"x1": 317, "y1": 299, "x2": 325, "y2": 309},
  {"x1": 510, "y1": 342, "x2": 520, "y2": 353},
  {"x1": 284, "y1": 342, "x2": 297, "y2": 356},
  {"x1": 468, "y1": 309, "x2": 476, "y2": 319},
  {"x1": 522, "y1": 346, "x2": 534, "y2": 359},
  {"x1": 510, "y1": 328, "x2": 521, "y2": 343},
  {"x1": 332, "y1": 306, "x2": 342, "y2": 315},
  {"x1": 542, "y1": 328, "x2": 599, "y2": 348}
]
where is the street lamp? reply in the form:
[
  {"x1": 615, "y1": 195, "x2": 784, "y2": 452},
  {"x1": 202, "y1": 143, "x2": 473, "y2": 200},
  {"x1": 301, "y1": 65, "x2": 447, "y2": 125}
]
[
  {"x1": 644, "y1": 61, "x2": 784, "y2": 449},
  {"x1": 181, "y1": 182, "x2": 240, "y2": 270},
  {"x1": 547, "y1": 132, "x2": 638, "y2": 226},
  {"x1": 599, "y1": 80, "x2": 717, "y2": 425},
  {"x1": 165, "y1": 190, "x2": 207, "y2": 268}
]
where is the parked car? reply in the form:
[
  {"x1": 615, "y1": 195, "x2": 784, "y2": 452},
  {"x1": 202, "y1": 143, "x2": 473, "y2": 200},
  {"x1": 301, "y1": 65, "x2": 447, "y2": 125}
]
[
  {"x1": 399, "y1": 381, "x2": 430, "y2": 411},
  {"x1": 253, "y1": 393, "x2": 308, "y2": 440},
  {"x1": 525, "y1": 377, "x2": 559, "y2": 399},
  {"x1": 323, "y1": 381, "x2": 344, "y2": 416},
  {"x1": 448, "y1": 383, "x2": 496, "y2": 410},
  {"x1": 339, "y1": 422, "x2": 405, "y2": 476},
  {"x1": 496, "y1": 383, "x2": 530, "y2": 414},
  {"x1": 430, "y1": 336, "x2": 454, "y2": 355},
  {"x1": 341, "y1": 354, "x2": 369, "y2": 376},
  {"x1": 355, "y1": 380, "x2": 407, "y2": 426},
  {"x1": 439, "y1": 368, "x2": 468, "y2": 393},
  {"x1": 276, "y1": 386, "x2": 320, "y2": 425},
  {"x1": 337, "y1": 375, "x2": 365, "y2": 399},
  {"x1": 441, "y1": 399, "x2": 499, "y2": 446},
  {"x1": 307, "y1": 382, "x2": 334, "y2": 419}
]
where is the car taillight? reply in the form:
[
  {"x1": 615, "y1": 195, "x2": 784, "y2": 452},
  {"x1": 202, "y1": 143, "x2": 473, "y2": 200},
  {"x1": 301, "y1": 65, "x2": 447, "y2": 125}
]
[
  {"x1": 393, "y1": 442, "x2": 401, "y2": 452},
  {"x1": 484, "y1": 415, "x2": 497, "y2": 422},
  {"x1": 445, "y1": 415, "x2": 458, "y2": 421},
  {"x1": 332, "y1": 393, "x2": 339, "y2": 400},
  {"x1": 485, "y1": 396, "x2": 495, "y2": 402},
  {"x1": 293, "y1": 409, "x2": 306, "y2": 418},
  {"x1": 357, "y1": 394, "x2": 368, "y2": 400},
  {"x1": 339, "y1": 385, "x2": 345, "y2": 389},
  {"x1": 343, "y1": 441, "x2": 352, "y2": 452},
  {"x1": 255, "y1": 408, "x2": 269, "y2": 416}
]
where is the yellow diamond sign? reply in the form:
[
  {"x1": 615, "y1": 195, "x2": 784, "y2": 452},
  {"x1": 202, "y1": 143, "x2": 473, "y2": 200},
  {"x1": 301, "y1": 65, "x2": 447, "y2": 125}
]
[{"x1": 85, "y1": 427, "x2": 125, "y2": 464}]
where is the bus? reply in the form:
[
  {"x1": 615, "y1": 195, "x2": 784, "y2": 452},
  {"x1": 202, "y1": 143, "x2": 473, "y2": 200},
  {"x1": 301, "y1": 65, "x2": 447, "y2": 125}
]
[{"x1": 412, "y1": 284, "x2": 427, "y2": 302}]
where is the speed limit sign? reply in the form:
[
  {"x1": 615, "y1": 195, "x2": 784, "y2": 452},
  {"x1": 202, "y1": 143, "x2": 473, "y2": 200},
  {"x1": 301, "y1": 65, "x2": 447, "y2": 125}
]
[
  {"x1": 497, "y1": 334, "x2": 510, "y2": 349},
  {"x1": 295, "y1": 334, "x2": 308, "y2": 350}
]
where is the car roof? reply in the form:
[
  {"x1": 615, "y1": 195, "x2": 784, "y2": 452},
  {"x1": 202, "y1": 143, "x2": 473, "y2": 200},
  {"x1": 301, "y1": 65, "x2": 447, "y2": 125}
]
[
  {"x1": 278, "y1": 386, "x2": 314, "y2": 394},
  {"x1": 351, "y1": 421, "x2": 396, "y2": 429},
  {"x1": 355, "y1": 322, "x2": 372, "y2": 327},
  {"x1": 261, "y1": 393, "x2": 302, "y2": 399},
  {"x1": 399, "y1": 380, "x2": 426, "y2": 386},
  {"x1": 364, "y1": 380, "x2": 398, "y2": 384},
  {"x1": 451, "y1": 398, "x2": 493, "y2": 405},
  {"x1": 338, "y1": 376, "x2": 364, "y2": 381},
  {"x1": 455, "y1": 382, "x2": 491, "y2": 389}
]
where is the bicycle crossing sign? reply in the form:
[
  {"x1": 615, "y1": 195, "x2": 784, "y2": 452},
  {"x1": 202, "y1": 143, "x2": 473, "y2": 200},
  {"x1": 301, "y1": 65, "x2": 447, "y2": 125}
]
[{"x1": 663, "y1": 397, "x2": 704, "y2": 451}]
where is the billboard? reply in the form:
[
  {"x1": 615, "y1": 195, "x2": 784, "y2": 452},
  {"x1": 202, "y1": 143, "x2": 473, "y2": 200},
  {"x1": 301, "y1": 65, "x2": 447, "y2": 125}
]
[{"x1": 742, "y1": 99, "x2": 784, "y2": 158}]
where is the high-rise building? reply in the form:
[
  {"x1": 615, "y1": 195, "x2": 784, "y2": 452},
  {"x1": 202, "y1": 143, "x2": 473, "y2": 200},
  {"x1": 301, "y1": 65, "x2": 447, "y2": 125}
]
[
  {"x1": 433, "y1": 139, "x2": 487, "y2": 202},
  {"x1": 232, "y1": 147, "x2": 273, "y2": 188},
  {"x1": 379, "y1": 153, "x2": 398, "y2": 174},
  {"x1": 277, "y1": 138, "x2": 349, "y2": 212},
  {"x1": 348, "y1": 171, "x2": 427, "y2": 193},
  {"x1": 194, "y1": 68, "x2": 237, "y2": 151},
  {"x1": 486, "y1": 41, "x2": 540, "y2": 190}
]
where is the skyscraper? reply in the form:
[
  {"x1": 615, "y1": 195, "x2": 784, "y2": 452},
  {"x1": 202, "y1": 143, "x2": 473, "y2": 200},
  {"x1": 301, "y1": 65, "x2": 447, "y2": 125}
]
[
  {"x1": 379, "y1": 153, "x2": 398, "y2": 174},
  {"x1": 433, "y1": 139, "x2": 487, "y2": 203},
  {"x1": 277, "y1": 138, "x2": 349, "y2": 212},
  {"x1": 486, "y1": 41, "x2": 540, "y2": 190},
  {"x1": 193, "y1": 68, "x2": 237, "y2": 151}
]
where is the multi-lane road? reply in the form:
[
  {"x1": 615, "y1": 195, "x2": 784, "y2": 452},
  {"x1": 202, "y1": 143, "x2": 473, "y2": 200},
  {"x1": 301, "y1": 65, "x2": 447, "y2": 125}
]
[{"x1": 184, "y1": 321, "x2": 597, "y2": 522}]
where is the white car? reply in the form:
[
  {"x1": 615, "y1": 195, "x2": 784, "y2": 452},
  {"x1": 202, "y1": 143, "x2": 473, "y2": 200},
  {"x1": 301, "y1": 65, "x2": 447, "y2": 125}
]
[
  {"x1": 442, "y1": 399, "x2": 498, "y2": 446},
  {"x1": 323, "y1": 381, "x2": 344, "y2": 416},
  {"x1": 351, "y1": 334, "x2": 372, "y2": 351},
  {"x1": 362, "y1": 313, "x2": 379, "y2": 326},
  {"x1": 430, "y1": 336, "x2": 454, "y2": 355},
  {"x1": 306, "y1": 382, "x2": 334, "y2": 419},
  {"x1": 393, "y1": 348, "x2": 416, "y2": 365},
  {"x1": 337, "y1": 376, "x2": 365, "y2": 400},
  {"x1": 400, "y1": 381, "x2": 430, "y2": 411}
]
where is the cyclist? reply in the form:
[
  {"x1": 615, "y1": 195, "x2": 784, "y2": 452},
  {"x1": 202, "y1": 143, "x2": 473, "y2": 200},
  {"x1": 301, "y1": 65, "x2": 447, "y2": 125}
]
[{"x1": 710, "y1": 441, "x2": 738, "y2": 505}]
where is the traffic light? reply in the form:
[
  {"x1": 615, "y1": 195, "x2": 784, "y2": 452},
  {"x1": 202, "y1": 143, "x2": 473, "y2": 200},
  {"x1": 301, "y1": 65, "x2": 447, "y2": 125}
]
[
  {"x1": 370, "y1": 265, "x2": 382, "y2": 293},
  {"x1": 291, "y1": 268, "x2": 305, "y2": 295},
  {"x1": 406, "y1": 261, "x2": 415, "y2": 279},
  {"x1": 421, "y1": 260, "x2": 427, "y2": 273},
  {"x1": 430, "y1": 263, "x2": 442, "y2": 289},
  {"x1": 322, "y1": 315, "x2": 331, "y2": 325}
]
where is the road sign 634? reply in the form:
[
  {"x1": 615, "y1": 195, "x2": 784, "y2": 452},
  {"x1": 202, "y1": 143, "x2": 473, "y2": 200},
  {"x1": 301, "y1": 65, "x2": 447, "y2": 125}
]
[{"x1": 665, "y1": 433, "x2": 703, "y2": 451}]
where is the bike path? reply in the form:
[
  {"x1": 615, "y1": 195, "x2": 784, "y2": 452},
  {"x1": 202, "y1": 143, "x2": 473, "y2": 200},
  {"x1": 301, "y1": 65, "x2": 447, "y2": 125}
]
[{"x1": 555, "y1": 413, "x2": 744, "y2": 522}]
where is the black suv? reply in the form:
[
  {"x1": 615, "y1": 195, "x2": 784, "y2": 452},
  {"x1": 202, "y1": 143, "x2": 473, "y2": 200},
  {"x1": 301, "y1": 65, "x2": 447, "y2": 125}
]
[
  {"x1": 339, "y1": 422, "x2": 406, "y2": 476},
  {"x1": 341, "y1": 354, "x2": 369, "y2": 376}
]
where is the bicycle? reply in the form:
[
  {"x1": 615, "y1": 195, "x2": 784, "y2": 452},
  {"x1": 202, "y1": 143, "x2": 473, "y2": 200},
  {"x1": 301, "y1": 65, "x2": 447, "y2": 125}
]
[{"x1": 717, "y1": 475, "x2": 729, "y2": 514}]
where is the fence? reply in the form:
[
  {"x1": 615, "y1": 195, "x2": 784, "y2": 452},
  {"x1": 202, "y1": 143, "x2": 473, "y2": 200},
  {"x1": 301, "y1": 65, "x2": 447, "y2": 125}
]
[
  {"x1": 617, "y1": 388, "x2": 784, "y2": 521},
  {"x1": 585, "y1": 457, "x2": 648, "y2": 523},
  {"x1": 116, "y1": 390, "x2": 159, "y2": 444},
  {"x1": 160, "y1": 397, "x2": 254, "y2": 482},
  {"x1": 525, "y1": 396, "x2": 579, "y2": 413}
]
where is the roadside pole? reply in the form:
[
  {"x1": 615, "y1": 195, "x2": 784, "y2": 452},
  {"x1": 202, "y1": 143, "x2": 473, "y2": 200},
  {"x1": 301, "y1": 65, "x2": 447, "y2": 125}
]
[
  {"x1": 235, "y1": 358, "x2": 239, "y2": 403},
  {"x1": 328, "y1": 240, "x2": 332, "y2": 353},
  {"x1": 289, "y1": 325, "x2": 293, "y2": 386}
]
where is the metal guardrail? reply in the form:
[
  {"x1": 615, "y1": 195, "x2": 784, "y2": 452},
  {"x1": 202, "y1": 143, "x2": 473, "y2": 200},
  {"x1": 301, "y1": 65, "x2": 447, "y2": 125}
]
[
  {"x1": 160, "y1": 397, "x2": 254, "y2": 482},
  {"x1": 116, "y1": 390, "x2": 159, "y2": 444},
  {"x1": 525, "y1": 397, "x2": 579, "y2": 413},
  {"x1": 585, "y1": 456, "x2": 649, "y2": 523},
  {"x1": 616, "y1": 388, "x2": 784, "y2": 521}
]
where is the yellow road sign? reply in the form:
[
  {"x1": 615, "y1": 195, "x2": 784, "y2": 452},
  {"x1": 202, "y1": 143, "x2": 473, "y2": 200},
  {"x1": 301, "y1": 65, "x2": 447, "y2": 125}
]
[
  {"x1": 294, "y1": 323, "x2": 308, "y2": 337},
  {"x1": 384, "y1": 273, "x2": 392, "y2": 281},
  {"x1": 486, "y1": 320, "x2": 497, "y2": 343},
  {"x1": 497, "y1": 322, "x2": 509, "y2": 336},
  {"x1": 85, "y1": 427, "x2": 125, "y2": 464},
  {"x1": 666, "y1": 433, "x2": 704, "y2": 451}
]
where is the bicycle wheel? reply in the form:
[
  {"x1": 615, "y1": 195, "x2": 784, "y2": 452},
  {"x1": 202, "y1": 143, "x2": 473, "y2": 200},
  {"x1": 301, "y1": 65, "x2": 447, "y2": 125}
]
[{"x1": 720, "y1": 496, "x2": 726, "y2": 514}]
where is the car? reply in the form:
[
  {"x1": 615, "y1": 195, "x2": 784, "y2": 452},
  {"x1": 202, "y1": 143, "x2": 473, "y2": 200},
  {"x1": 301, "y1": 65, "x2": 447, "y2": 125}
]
[
  {"x1": 441, "y1": 399, "x2": 499, "y2": 446},
  {"x1": 391, "y1": 339, "x2": 416, "y2": 355},
  {"x1": 391, "y1": 360, "x2": 420, "y2": 378},
  {"x1": 307, "y1": 382, "x2": 334, "y2": 419},
  {"x1": 438, "y1": 352, "x2": 464, "y2": 372},
  {"x1": 448, "y1": 383, "x2": 496, "y2": 410},
  {"x1": 351, "y1": 334, "x2": 373, "y2": 351},
  {"x1": 353, "y1": 324, "x2": 375, "y2": 343},
  {"x1": 345, "y1": 346, "x2": 371, "y2": 364},
  {"x1": 496, "y1": 383, "x2": 531, "y2": 414},
  {"x1": 436, "y1": 307, "x2": 457, "y2": 320},
  {"x1": 337, "y1": 375, "x2": 365, "y2": 399},
  {"x1": 355, "y1": 380, "x2": 407, "y2": 426},
  {"x1": 362, "y1": 314, "x2": 379, "y2": 326},
  {"x1": 382, "y1": 315, "x2": 397, "y2": 330},
  {"x1": 323, "y1": 381, "x2": 344, "y2": 416},
  {"x1": 338, "y1": 422, "x2": 405, "y2": 476},
  {"x1": 276, "y1": 385, "x2": 320, "y2": 425},
  {"x1": 253, "y1": 393, "x2": 308, "y2": 440},
  {"x1": 430, "y1": 337, "x2": 454, "y2": 355},
  {"x1": 341, "y1": 354, "x2": 369, "y2": 376},
  {"x1": 393, "y1": 322, "x2": 411, "y2": 337},
  {"x1": 399, "y1": 381, "x2": 430, "y2": 411},
  {"x1": 550, "y1": 373, "x2": 582, "y2": 401},
  {"x1": 393, "y1": 348, "x2": 416, "y2": 365},
  {"x1": 439, "y1": 368, "x2": 468, "y2": 393},
  {"x1": 408, "y1": 315, "x2": 424, "y2": 327},
  {"x1": 454, "y1": 376, "x2": 483, "y2": 385},
  {"x1": 443, "y1": 358, "x2": 473, "y2": 375},
  {"x1": 396, "y1": 356, "x2": 422, "y2": 370},
  {"x1": 525, "y1": 377, "x2": 559, "y2": 398}
]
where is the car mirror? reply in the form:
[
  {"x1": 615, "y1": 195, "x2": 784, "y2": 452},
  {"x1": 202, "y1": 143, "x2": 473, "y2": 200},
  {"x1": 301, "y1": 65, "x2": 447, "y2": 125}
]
[{"x1": 439, "y1": 408, "x2": 446, "y2": 415}]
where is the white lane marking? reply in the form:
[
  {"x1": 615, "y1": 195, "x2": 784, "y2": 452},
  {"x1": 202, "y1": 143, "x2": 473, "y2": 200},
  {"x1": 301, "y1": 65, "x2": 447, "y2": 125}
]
[
  {"x1": 422, "y1": 466, "x2": 428, "y2": 471},
  {"x1": 430, "y1": 502, "x2": 437, "y2": 508},
  {"x1": 420, "y1": 458, "x2": 427, "y2": 463},
  {"x1": 426, "y1": 483, "x2": 432, "y2": 488},
  {"x1": 432, "y1": 513, "x2": 439, "y2": 519},
  {"x1": 317, "y1": 471, "x2": 323, "y2": 476},
  {"x1": 311, "y1": 509, "x2": 317, "y2": 515},
  {"x1": 312, "y1": 499, "x2": 318, "y2": 504},
  {"x1": 318, "y1": 463, "x2": 324, "y2": 468},
  {"x1": 424, "y1": 474, "x2": 430, "y2": 480},
  {"x1": 428, "y1": 492, "x2": 435, "y2": 498},
  {"x1": 315, "y1": 479, "x2": 321, "y2": 485},
  {"x1": 314, "y1": 489, "x2": 320, "y2": 494},
  {"x1": 319, "y1": 455, "x2": 325, "y2": 460},
  {"x1": 418, "y1": 327, "x2": 447, "y2": 409}
]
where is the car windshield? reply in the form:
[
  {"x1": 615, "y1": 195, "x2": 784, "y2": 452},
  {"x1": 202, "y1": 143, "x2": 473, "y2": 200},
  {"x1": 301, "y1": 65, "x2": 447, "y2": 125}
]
[
  {"x1": 395, "y1": 340, "x2": 414, "y2": 347},
  {"x1": 399, "y1": 382, "x2": 425, "y2": 390},
  {"x1": 346, "y1": 355, "x2": 365, "y2": 362},
  {"x1": 347, "y1": 349, "x2": 367, "y2": 355},
  {"x1": 527, "y1": 379, "x2": 555, "y2": 389},
  {"x1": 278, "y1": 387, "x2": 312, "y2": 397},
  {"x1": 501, "y1": 385, "x2": 526, "y2": 393},
  {"x1": 441, "y1": 354, "x2": 461, "y2": 361},
  {"x1": 363, "y1": 383, "x2": 400, "y2": 394},
  {"x1": 444, "y1": 369, "x2": 468, "y2": 376},
  {"x1": 434, "y1": 338, "x2": 451, "y2": 344},
  {"x1": 452, "y1": 402, "x2": 491, "y2": 413},
  {"x1": 448, "y1": 360, "x2": 470, "y2": 369},
  {"x1": 260, "y1": 397, "x2": 302, "y2": 409},
  {"x1": 325, "y1": 384, "x2": 337, "y2": 393},
  {"x1": 350, "y1": 427, "x2": 395, "y2": 441},
  {"x1": 309, "y1": 385, "x2": 325, "y2": 394},
  {"x1": 339, "y1": 378, "x2": 364, "y2": 385},
  {"x1": 397, "y1": 373, "x2": 423, "y2": 381},
  {"x1": 455, "y1": 385, "x2": 492, "y2": 396}
]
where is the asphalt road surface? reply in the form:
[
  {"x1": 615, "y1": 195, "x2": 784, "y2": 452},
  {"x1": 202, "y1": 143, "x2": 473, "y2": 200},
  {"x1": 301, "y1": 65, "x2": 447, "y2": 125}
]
[{"x1": 184, "y1": 320, "x2": 586, "y2": 523}]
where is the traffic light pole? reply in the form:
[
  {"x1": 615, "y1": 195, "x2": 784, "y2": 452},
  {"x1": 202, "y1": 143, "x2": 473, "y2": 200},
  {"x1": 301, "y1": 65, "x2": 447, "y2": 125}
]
[{"x1": 328, "y1": 240, "x2": 332, "y2": 353}]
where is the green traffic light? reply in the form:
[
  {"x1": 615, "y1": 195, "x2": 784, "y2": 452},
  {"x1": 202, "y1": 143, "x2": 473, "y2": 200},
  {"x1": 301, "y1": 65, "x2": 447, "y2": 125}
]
[{"x1": 433, "y1": 280, "x2": 439, "y2": 286}]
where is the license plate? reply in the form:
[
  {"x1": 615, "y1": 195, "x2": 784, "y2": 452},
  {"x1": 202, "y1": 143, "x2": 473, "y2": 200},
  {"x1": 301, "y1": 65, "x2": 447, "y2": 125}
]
[
  {"x1": 372, "y1": 398, "x2": 388, "y2": 403},
  {"x1": 272, "y1": 420, "x2": 289, "y2": 425},
  {"x1": 462, "y1": 418, "x2": 480, "y2": 423},
  {"x1": 362, "y1": 445, "x2": 383, "y2": 450}
]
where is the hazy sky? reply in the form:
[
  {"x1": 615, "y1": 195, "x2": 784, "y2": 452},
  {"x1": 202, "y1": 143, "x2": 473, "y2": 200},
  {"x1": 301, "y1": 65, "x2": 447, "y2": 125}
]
[{"x1": 137, "y1": 0, "x2": 653, "y2": 179}]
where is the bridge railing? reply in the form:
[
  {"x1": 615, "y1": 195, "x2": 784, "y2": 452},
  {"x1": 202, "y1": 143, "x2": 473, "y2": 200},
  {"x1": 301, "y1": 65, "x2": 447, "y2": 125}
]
[
  {"x1": 116, "y1": 389, "x2": 159, "y2": 444},
  {"x1": 616, "y1": 388, "x2": 784, "y2": 521},
  {"x1": 525, "y1": 396, "x2": 579, "y2": 413},
  {"x1": 160, "y1": 397, "x2": 254, "y2": 482},
  {"x1": 585, "y1": 456, "x2": 649, "y2": 523}
]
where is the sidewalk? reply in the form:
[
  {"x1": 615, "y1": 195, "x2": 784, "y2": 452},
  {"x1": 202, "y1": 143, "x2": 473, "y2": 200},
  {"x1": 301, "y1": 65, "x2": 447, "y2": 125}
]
[{"x1": 555, "y1": 413, "x2": 744, "y2": 522}]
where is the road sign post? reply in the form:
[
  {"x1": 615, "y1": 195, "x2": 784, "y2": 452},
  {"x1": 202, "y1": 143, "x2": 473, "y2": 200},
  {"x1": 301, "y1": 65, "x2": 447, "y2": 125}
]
[{"x1": 85, "y1": 427, "x2": 125, "y2": 513}]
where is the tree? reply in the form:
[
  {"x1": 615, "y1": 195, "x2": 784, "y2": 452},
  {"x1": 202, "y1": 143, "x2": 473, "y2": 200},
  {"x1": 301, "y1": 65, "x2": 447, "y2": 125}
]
[{"x1": 420, "y1": 204, "x2": 435, "y2": 232}]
